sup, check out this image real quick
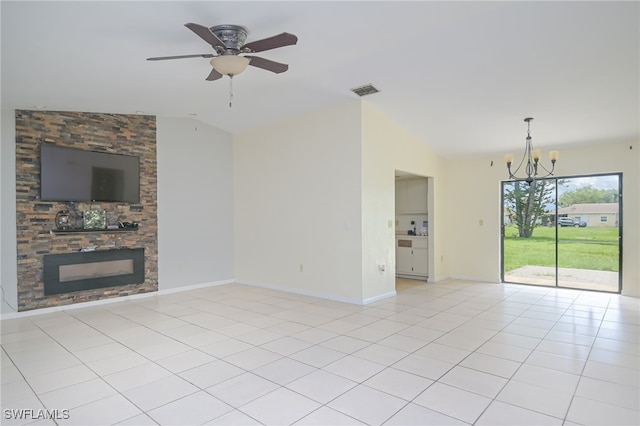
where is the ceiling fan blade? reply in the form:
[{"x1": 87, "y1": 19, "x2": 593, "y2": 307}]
[
  {"x1": 243, "y1": 32, "x2": 297, "y2": 53},
  {"x1": 206, "y1": 68, "x2": 223, "y2": 81},
  {"x1": 246, "y1": 56, "x2": 289, "y2": 73},
  {"x1": 185, "y1": 23, "x2": 226, "y2": 51},
  {"x1": 147, "y1": 53, "x2": 214, "y2": 61}
]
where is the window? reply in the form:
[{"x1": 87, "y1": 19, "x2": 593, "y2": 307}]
[{"x1": 601, "y1": 216, "x2": 608, "y2": 222}]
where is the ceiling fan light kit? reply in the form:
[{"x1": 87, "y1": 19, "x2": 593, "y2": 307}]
[
  {"x1": 210, "y1": 55, "x2": 250, "y2": 76},
  {"x1": 147, "y1": 22, "x2": 297, "y2": 107}
]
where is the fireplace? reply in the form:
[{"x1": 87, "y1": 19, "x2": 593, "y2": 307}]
[{"x1": 43, "y1": 248, "x2": 145, "y2": 295}]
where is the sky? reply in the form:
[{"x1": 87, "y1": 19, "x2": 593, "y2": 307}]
[
  {"x1": 557, "y1": 175, "x2": 620, "y2": 195},
  {"x1": 503, "y1": 174, "x2": 621, "y2": 212}
]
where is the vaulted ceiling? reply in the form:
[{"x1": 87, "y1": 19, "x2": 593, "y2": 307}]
[{"x1": 2, "y1": 1, "x2": 638, "y2": 158}]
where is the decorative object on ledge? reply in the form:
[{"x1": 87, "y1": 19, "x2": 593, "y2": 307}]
[
  {"x1": 55, "y1": 210, "x2": 71, "y2": 230},
  {"x1": 504, "y1": 117, "x2": 559, "y2": 185},
  {"x1": 84, "y1": 210, "x2": 107, "y2": 230}
]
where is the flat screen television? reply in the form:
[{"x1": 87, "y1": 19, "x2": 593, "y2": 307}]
[{"x1": 40, "y1": 144, "x2": 140, "y2": 203}]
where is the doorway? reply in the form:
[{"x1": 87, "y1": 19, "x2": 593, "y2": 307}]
[
  {"x1": 501, "y1": 173, "x2": 622, "y2": 293},
  {"x1": 394, "y1": 171, "x2": 431, "y2": 289}
]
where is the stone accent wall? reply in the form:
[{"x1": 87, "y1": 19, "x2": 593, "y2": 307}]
[{"x1": 15, "y1": 110, "x2": 158, "y2": 311}]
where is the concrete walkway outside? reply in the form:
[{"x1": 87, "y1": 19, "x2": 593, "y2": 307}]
[{"x1": 504, "y1": 266, "x2": 619, "y2": 292}]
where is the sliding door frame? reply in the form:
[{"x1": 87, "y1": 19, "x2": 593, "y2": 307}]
[{"x1": 501, "y1": 172, "x2": 623, "y2": 294}]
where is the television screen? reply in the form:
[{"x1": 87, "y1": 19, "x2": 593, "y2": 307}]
[{"x1": 40, "y1": 144, "x2": 140, "y2": 203}]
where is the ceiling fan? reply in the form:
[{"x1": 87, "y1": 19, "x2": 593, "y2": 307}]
[{"x1": 147, "y1": 23, "x2": 298, "y2": 81}]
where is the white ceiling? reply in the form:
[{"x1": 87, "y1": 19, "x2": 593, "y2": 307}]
[{"x1": 2, "y1": 1, "x2": 638, "y2": 159}]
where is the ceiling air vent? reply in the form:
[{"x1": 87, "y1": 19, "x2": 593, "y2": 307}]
[{"x1": 351, "y1": 84, "x2": 380, "y2": 97}]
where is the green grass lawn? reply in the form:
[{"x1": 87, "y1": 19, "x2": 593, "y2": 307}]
[{"x1": 503, "y1": 225, "x2": 619, "y2": 273}]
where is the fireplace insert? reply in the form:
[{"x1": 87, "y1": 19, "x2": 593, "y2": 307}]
[{"x1": 43, "y1": 248, "x2": 144, "y2": 295}]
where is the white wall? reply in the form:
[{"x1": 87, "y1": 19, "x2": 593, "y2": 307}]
[
  {"x1": 157, "y1": 117, "x2": 234, "y2": 290},
  {"x1": 444, "y1": 156, "x2": 505, "y2": 283},
  {"x1": 361, "y1": 103, "x2": 450, "y2": 298},
  {"x1": 446, "y1": 140, "x2": 640, "y2": 296},
  {"x1": 233, "y1": 102, "x2": 364, "y2": 302},
  {"x1": 1, "y1": 109, "x2": 18, "y2": 314}
]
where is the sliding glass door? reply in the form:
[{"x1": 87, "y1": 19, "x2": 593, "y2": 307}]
[{"x1": 501, "y1": 173, "x2": 621, "y2": 293}]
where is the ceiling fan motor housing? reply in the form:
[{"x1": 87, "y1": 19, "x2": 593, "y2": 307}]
[{"x1": 210, "y1": 25, "x2": 248, "y2": 53}]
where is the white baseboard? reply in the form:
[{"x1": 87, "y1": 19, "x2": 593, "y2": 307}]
[
  {"x1": 449, "y1": 275, "x2": 501, "y2": 284},
  {"x1": 362, "y1": 290, "x2": 396, "y2": 304},
  {"x1": 158, "y1": 279, "x2": 234, "y2": 295},
  {"x1": 237, "y1": 279, "x2": 362, "y2": 304},
  {"x1": 621, "y1": 289, "x2": 639, "y2": 298},
  {"x1": 236, "y1": 279, "x2": 395, "y2": 305},
  {"x1": 0, "y1": 278, "x2": 235, "y2": 320}
]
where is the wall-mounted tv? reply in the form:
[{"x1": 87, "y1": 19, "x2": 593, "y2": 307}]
[{"x1": 40, "y1": 144, "x2": 140, "y2": 203}]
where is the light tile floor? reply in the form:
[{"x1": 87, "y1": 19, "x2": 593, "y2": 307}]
[{"x1": 1, "y1": 279, "x2": 639, "y2": 425}]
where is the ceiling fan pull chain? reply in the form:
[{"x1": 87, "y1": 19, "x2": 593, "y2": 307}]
[{"x1": 229, "y1": 75, "x2": 234, "y2": 108}]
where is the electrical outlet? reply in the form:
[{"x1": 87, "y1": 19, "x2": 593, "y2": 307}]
[
  {"x1": 388, "y1": 220, "x2": 393, "y2": 228},
  {"x1": 299, "y1": 264, "x2": 304, "y2": 272}
]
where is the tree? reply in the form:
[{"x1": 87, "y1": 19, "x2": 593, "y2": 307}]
[
  {"x1": 559, "y1": 185, "x2": 618, "y2": 207},
  {"x1": 504, "y1": 179, "x2": 555, "y2": 238}
]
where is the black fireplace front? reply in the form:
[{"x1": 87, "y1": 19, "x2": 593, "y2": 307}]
[{"x1": 43, "y1": 248, "x2": 145, "y2": 295}]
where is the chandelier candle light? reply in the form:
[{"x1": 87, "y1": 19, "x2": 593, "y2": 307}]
[{"x1": 504, "y1": 117, "x2": 559, "y2": 185}]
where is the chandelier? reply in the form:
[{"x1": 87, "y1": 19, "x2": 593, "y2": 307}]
[{"x1": 504, "y1": 117, "x2": 559, "y2": 185}]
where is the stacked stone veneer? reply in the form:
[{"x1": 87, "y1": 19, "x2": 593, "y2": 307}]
[{"x1": 15, "y1": 110, "x2": 158, "y2": 311}]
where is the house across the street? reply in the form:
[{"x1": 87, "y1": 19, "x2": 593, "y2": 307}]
[{"x1": 551, "y1": 203, "x2": 619, "y2": 227}]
